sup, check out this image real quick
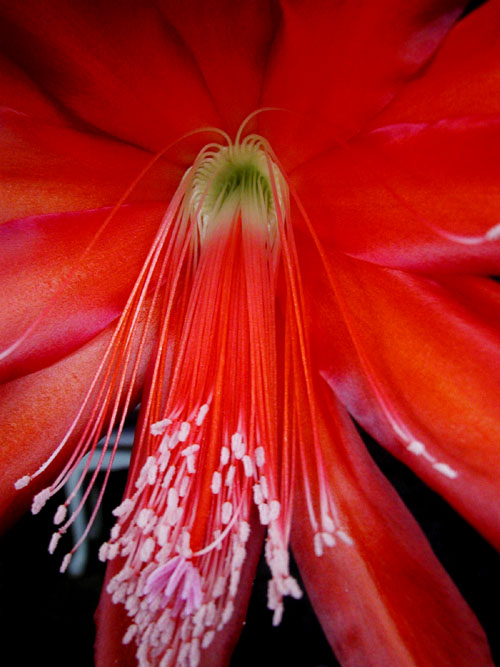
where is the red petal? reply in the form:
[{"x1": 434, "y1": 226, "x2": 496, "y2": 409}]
[
  {"x1": 157, "y1": 0, "x2": 279, "y2": 137},
  {"x1": 261, "y1": 0, "x2": 465, "y2": 168},
  {"x1": 0, "y1": 53, "x2": 61, "y2": 123},
  {"x1": 95, "y1": 517, "x2": 265, "y2": 666},
  {"x1": 0, "y1": 304, "x2": 159, "y2": 533},
  {"x1": 373, "y1": 0, "x2": 500, "y2": 125},
  {"x1": 306, "y1": 251, "x2": 500, "y2": 550},
  {"x1": 292, "y1": 114, "x2": 500, "y2": 273},
  {"x1": 292, "y1": 383, "x2": 493, "y2": 665},
  {"x1": 0, "y1": 203, "x2": 165, "y2": 382},
  {"x1": 0, "y1": 1, "x2": 220, "y2": 150},
  {"x1": 0, "y1": 108, "x2": 183, "y2": 223}
]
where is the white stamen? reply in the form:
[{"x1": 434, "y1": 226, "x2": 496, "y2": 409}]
[
  {"x1": 220, "y1": 447, "x2": 230, "y2": 466},
  {"x1": 211, "y1": 471, "x2": 222, "y2": 494},
  {"x1": 239, "y1": 521, "x2": 250, "y2": 543},
  {"x1": 162, "y1": 465, "x2": 176, "y2": 489},
  {"x1": 231, "y1": 432, "x2": 246, "y2": 459},
  {"x1": 14, "y1": 475, "x2": 31, "y2": 490},
  {"x1": 60, "y1": 553, "x2": 72, "y2": 573},
  {"x1": 242, "y1": 455, "x2": 253, "y2": 477},
  {"x1": 49, "y1": 532, "x2": 61, "y2": 554},
  {"x1": 255, "y1": 447, "x2": 265, "y2": 467},
  {"x1": 122, "y1": 624, "x2": 138, "y2": 645},
  {"x1": 150, "y1": 419, "x2": 172, "y2": 436},
  {"x1": 98, "y1": 543, "x2": 109, "y2": 562},
  {"x1": 196, "y1": 404, "x2": 210, "y2": 426},
  {"x1": 54, "y1": 504, "x2": 67, "y2": 525},
  {"x1": 268, "y1": 500, "x2": 281, "y2": 522},
  {"x1": 112, "y1": 497, "x2": 135, "y2": 518},
  {"x1": 222, "y1": 502, "x2": 233, "y2": 524},
  {"x1": 31, "y1": 488, "x2": 51, "y2": 514},
  {"x1": 313, "y1": 533, "x2": 323, "y2": 557},
  {"x1": 178, "y1": 421, "x2": 191, "y2": 442}
]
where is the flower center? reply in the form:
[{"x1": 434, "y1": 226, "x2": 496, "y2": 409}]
[{"x1": 188, "y1": 137, "x2": 282, "y2": 246}]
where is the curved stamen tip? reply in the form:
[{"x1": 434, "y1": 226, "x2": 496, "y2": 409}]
[
  {"x1": 14, "y1": 475, "x2": 31, "y2": 490},
  {"x1": 54, "y1": 504, "x2": 67, "y2": 525},
  {"x1": 31, "y1": 488, "x2": 51, "y2": 514}
]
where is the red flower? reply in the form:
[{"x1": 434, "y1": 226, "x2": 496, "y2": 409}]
[{"x1": 1, "y1": 0, "x2": 500, "y2": 664}]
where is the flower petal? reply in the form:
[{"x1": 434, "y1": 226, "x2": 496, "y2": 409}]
[
  {"x1": 0, "y1": 304, "x2": 159, "y2": 533},
  {"x1": 0, "y1": 203, "x2": 165, "y2": 382},
  {"x1": 306, "y1": 251, "x2": 500, "y2": 550},
  {"x1": 292, "y1": 383, "x2": 493, "y2": 665},
  {"x1": 95, "y1": 517, "x2": 265, "y2": 666},
  {"x1": 261, "y1": 0, "x2": 466, "y2": 168},
  {"x1": 291, "y1": 114, "x2": 500, "y2": 273},
  {"x1": 0, "y1": 0, "x2": 220, "y2": 150},
  {"x1": 373, "y1": 0, "x2": 500, "y2": 125},
  {"x1": 156, "y1": 0, "x2": 279, "y2": 136},
  {"x1": 0, "y1": 108, "x2": 183, "y2": 223}
]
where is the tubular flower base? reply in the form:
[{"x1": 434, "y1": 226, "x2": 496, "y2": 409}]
[{"x1": 2, "y1": 1, "x2": 500, "y2": 666}]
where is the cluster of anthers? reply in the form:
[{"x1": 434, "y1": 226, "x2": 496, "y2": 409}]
[
  {"x1": 12, "y1": 118, "x2": 465, "y2": 666},
  {"x1": 13, "y1": 127, "x2": 353, "y2": 665}
]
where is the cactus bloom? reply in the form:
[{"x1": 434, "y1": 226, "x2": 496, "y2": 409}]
[{"x1": 1, "y1": 0, "x2": 500, "y2": 665}]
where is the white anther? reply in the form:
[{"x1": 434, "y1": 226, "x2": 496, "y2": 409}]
[
  {"x1": 220, "y1": 447, "x2": 230, "y2": 466},
  {"x1": 231, "y1": 432, "x2": 246, "y2": 459},
  {"x1": 258, "y1": 503, "x2": 270, "y2": 525},
  {"x1": 242, "y1": 455, "x2": 253, "y2": 477},
  {"x1": 98, "y1": 543, "x2": 109, "y2": 562},
  {"x1": 49, "y1": 532, "x2": 61, "y2": 554},
  {"x1": 54, "y1": 504, "x2": 67, "y2": 525},
  {"x1": 140, "y1": 537, "x2": 155, "y2": 562},
  {"x1": 313, "y1": 533, "x2": 323, "y2": 557},
  {"x1": 222, "y1": 502, "x2": 233, "y2": 524},
  {"x1": 122, "y1": 623, "x2": 138, "y2": 645},
  {"x1": 201, "y1": 631, "x2": 215, "y2": 649},
  {"x1": 32, "y1": 488, "x2": 51, "y2": 514},
  {"x1": 178, "y1": 421, "x2": 191, "y2": 442},
  {"x1": 147, "y1": 462, "x2": 158, "y2": 485},
  {"x1": 60, "y1": 553, "x2": 72, "y2": 573},
  {"x1": 211, "y1": 471, "x2": 222, "y2": 494},
  {"x1": 255, "y1": 447, "x2": 265, "y2": 468},
  {"x1": 112, "y1": 497, "x2": 135, "y2": 518},
  {"x1": 196, "y1": 404, "x2": 210, "y2": 426},
  {"x1": 162, "y1": 465, "x2": 176, "y2": 488},
  {"x1": 239, "y1": 521, "x2": 250, "y2": 543},
  {"x1": 167, "y1": 488, "x2": 179, "y2": 509},
  {"x1": 150, "y1": 419, "x2": 172, "y2": 436},
  {"x1": 14, "y1": 475, "x2": 31, "y2": 490},
  {"x1": 253, "y1": 483, "x2": 263, "y2": 506},
  {"x1": 268, "y1": 500, "x2": 281, "y2": 521}
]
